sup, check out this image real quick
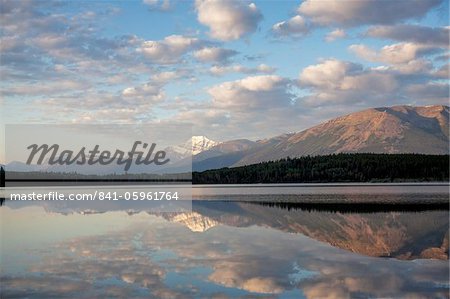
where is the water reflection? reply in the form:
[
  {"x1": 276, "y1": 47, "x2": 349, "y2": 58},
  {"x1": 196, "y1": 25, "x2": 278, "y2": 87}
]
[
  {"x1": 194, "y1": 201, "x2": 449, "y2": 260},
  {"x1": 1, "y1": 197, "x2": 449, "y2": 298}
]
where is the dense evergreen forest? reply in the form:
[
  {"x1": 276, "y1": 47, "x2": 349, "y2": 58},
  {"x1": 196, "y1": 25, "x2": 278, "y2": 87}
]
[{"x1": 192, "y1": 154, "x2": 449, "y2": 184}]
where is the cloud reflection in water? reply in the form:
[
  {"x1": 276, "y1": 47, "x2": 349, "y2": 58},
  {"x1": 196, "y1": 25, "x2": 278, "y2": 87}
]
[{"x1": 1, "y1": 201, "x2": 449, "y2": 298}]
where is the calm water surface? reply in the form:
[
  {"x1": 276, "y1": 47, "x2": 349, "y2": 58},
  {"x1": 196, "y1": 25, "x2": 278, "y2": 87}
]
[{"x1": 1, "y1": 185, "x2": 449, "y2": 298}]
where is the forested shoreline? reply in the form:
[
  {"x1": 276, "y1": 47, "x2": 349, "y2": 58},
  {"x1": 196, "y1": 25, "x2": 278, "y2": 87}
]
[
  {"x1": 192, "y1": 153, "x2": 449, "y2": 184},
  {"x1": 2, "y1": 154, "x2": 449, "y2": 185}
]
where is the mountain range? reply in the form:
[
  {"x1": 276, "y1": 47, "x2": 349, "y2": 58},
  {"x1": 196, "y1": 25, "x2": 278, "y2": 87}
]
[{"x1": 191, "y1": 105, "x2": 449, "y2": 171}]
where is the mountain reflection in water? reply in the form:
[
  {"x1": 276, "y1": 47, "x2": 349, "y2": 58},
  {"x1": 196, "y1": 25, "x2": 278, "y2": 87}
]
[
  {"x1": 188, "y1": 201, "x2": 449, "y2": 260},
  {"x1": 1, "y1": 194, "x2": 449, "y2": 298}
]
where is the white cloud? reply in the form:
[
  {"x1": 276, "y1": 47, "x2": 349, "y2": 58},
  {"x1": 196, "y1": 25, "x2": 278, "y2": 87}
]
[
  {"x1": 193, "y1": 47, "x2": 238, "y2": 63},
  {"x1": 207, "y1": 75, "x2": 292, "y2": 110},
  {"x1": 195, "y1": 0, "x2": 262, "y2": 41},
  {"x1": 137, "y1": 35, "x2": 205, "y2": 64},
  {"x1": 299, "y1": 59, "x2": 401, "y2": 106},
  {"x1": 349, "y1": 43, "x2": 441, "y2": 64},
  {"x1": 210, "y1": 64, "x2": 276, "y2": 76},
  {"x1": 325, "y1": 29, "x2": 347, "y2": 42},
  {"x1": 299, "y1": 58, "x2": 448, "y2": 108},
  {"x1": 272, "y1": 15, "x2": 309, "y2": 38},
  {"x1": 298, "y1": 0, "x2": 441, "y2": 27},
  {"x1": 299, "y1": 59, "x2": 362, "y2": 90}
]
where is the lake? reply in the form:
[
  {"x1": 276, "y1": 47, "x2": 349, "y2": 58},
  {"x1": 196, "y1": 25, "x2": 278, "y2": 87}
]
[{"x1": 1, "y1": 184, "x2": 449, "y2": 298}]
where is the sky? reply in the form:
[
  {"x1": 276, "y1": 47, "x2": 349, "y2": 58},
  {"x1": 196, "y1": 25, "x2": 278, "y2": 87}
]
[{"x1": 1, "y1": 0, "x2": 449, "y2": 145}]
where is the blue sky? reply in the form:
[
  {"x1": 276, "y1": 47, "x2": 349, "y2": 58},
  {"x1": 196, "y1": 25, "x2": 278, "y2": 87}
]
[{"x1": 1, "y1": 0, "x2": 449, "y2": 148}]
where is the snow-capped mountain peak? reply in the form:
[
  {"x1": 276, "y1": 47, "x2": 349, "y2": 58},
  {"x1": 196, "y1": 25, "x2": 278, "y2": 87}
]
[
  {"x1": 167, "y1": 136, "x2": 220, "y2": 158},
  {"x1": 191, "y1": 136, "x2": 219, "y2": 155}
]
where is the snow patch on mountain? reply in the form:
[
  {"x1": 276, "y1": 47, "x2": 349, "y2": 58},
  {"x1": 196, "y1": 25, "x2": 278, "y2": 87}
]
[{"x1": 170, "y1": 136, "x2": 220, "y2": 156}]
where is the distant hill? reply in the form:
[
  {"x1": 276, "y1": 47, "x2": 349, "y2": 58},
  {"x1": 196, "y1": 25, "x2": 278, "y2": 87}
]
[{"x1": 193, "y1": 105, "x2": 449, "y2": 170}]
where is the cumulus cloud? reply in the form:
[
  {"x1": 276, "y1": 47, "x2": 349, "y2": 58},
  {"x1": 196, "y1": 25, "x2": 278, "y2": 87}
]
[
  {"x1": 209, "y1": 64, "x2": 276, "y2": 76},
  {"x1": 366, "y1": 25, "x2": 450, "y2": 47},
  {"x1": 298, "y1": 58, "x2": 448, "y2": 107},
  {"x1": 299, "y1": 59, "x2": 363, "y2": 90},
  {"x1": 325, "y1": 29, "x2": 347, "y2": 42},
  {"x1": 299, "y1": 59, "x2": 398, "y2": 106},
  {"x1": 349, "y1": 43, "x2": 437, "y2": 64},
  {"x1": 195, "y1": 0, "x2": 262, "y2": 41},
  {"x1": 193, "y1": 47, "x2": 238, "y2": 63},
  {"x1": 298, "y1": 0, "x2": 442, "y2": 27},
  {"x1": 272, "y1": 15, "x2": 309, "y2": 38},
  {"x1": 137, "y1": 35, "x2": 206, "y2": 64},
  {"x1": 349, "y1": 43, "x2": 442, "y2": 64},
  {"x1": 207, "y1": 75, "x2": 292, "y2": 110}
]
